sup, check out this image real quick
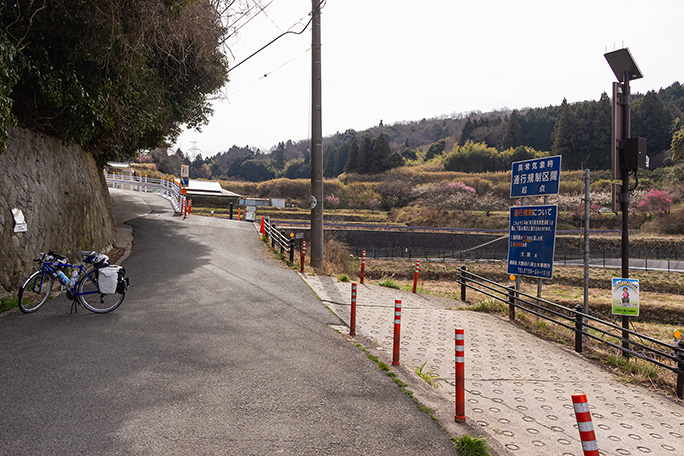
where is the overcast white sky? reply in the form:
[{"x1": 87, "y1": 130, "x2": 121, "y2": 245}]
[{"x1": 173, "y1": 0, "x2": 684, "y2": 158}]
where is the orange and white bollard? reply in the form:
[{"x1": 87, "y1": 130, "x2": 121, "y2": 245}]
[
  {"x1": 412, "y1": 259, "x2": 421, "y2": 293},
  {"x1": 455, "y1": 328, "x2": 465, "y2": 423},
  {"x1": 360, "y1": 250, "x2": 366, "y2": 284},
  {"x1": 571, "y1": 393, "x2": 600, "y2": 456},
  {"x1": 187, "y1": 199, "x2": 192, "y2": 216},
  {"x1": 350, "y1": 282, "x2": 357, "y2": 336},
  {"x1": 392, "y1": 299, "x2": 402, "y2": 366}
]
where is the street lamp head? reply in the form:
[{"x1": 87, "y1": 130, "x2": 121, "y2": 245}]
[{"x1": 604, "y1": 48, "x2": 643, "y2": 82}]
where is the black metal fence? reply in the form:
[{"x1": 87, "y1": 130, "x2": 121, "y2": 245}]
[
  {"x1": 458, "y1": 266, "x2": 684, "y2": 399},
  {"x1": 351, "y1": 247, "x2": 684, "y2": 272},
  {"x1": 262, "y1": 217, "x2": 298, "y2": 263}
]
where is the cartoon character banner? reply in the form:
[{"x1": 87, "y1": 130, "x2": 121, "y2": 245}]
[{"x1": 612, "y1": 278, "x2": 640, "y2": 316}]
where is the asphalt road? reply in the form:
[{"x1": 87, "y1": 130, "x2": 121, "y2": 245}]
[{"x1": 0, "y1": 191, "x2": 456, "y2": 455}]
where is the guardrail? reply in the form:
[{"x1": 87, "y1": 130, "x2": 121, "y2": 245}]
[
  {"x1": 104, "y1": 172, "x2": 181, "y2": 213},
  {"x1": 458, "y1": 266, "x2": 684, "y2": 399},
  {"x1": 261, "y1": 216, "x2": 301, "y2": 263}
]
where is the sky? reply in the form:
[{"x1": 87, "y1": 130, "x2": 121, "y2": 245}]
[{"x1": 173, "y1": 0, "x2": 684, "y2": 158}]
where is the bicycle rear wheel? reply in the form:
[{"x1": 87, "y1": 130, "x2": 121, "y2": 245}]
[
  {"x1": 77, "y1": 271, "x2": 125, "y2": 313},
  {"x1": 18, "y1": 270, "x2": 55, "y2": 313}
]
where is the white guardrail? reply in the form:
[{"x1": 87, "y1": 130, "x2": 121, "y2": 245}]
[{"x1": 104, "y1": 172, "x2": 182, "y2": 213}]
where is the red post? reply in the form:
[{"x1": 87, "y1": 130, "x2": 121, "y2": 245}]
[
  {"x1": 300, "y1": 241, "x2": 307, "y2": 273},
  {"x1": 392, "y1": 299, "x2": 402, "y2": 366},
  {"x1": 182, "y1": 197, "x2": 187, "y2": 219},
  {"x1": 187, "y1": 199, "x2": 192, "y2": 216},
  {"x1": 350, "y1": 282, "x2": 357, "y2": 336},
  {"x1": 412, "y1": 259, "x2": 421, "y2": 293},
  {"x1": 455, "y1": 328, "x2": 465, "y2": 423},
  {"x1": 571, "y1": 393, "x2": 600, "y2": 456},
  {"x1": 360, "y1": 250, "x2": 366, "y2": 284},
  {"x1": 259, "y1": 216, "x2": 265, "y2": 234}
]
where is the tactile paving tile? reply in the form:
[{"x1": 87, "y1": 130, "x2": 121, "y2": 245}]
[{"x1": 308, "y1": 276, "x2": 684, "y2": 456}]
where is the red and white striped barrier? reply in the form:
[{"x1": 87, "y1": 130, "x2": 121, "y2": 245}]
[
  {"x1": 571, "y1": 393, "x2": 599, "y2": 456},
  {"x1": 392, "y1": 299, "x2": 402, "y2": 366},
  {"x1": 455, "y1": 328, "x2": 465, "y2": 423},
  {"x1": 360, "y1": 250, "x2": 366, "y2": 284},
  {"x1": 412, "y1": 259, "x2": 421, "y2": 293},
  {"x1": 300, "y1": 241, "x2": 307, "y2": 273},
  {"x1": 350, "y1": 282, "x2": 357, "y2": 336}
]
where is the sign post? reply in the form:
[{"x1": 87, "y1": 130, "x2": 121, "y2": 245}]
[{"x1": 508, "y1": 156, "x2": 562, "y2": 289}]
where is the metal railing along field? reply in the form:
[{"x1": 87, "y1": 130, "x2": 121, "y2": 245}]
[{"x1": 458, "y1": 266, "x2": 684, "y2": 399}]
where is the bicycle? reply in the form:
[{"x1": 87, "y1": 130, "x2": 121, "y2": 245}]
[{"x1": 18, "y1": 250, "x2": 128, "y2": 314}]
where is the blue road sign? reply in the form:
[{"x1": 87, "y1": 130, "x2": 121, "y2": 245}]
[
  {"x1": 510, "y1": 155, "x2": 562, "y2": 198},
  {"x1": 181, "y1": 177, "x2": 189, "y2": 186},
  {"x1": 507, "y1": 205, "x2": 558, "y2": 279}
]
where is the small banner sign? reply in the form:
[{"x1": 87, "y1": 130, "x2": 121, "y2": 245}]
[{"x1": 612, "y1": 278, "x2": 640, "y2": 316}]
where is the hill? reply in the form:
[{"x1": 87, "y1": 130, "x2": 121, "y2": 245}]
[{"x1": 151, "y1": 82, "x2": 684, "y2": 182}]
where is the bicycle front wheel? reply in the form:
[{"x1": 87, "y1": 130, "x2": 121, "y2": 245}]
[
  {"x1": 77, "y1": 271, "x2": 125, "y2": 313},
  {"x1": 18, "y1": 270, "x2": 55, "y2": 313}
]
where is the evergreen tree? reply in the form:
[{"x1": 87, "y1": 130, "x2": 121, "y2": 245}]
[
  {"x1": 358, "y1": 133, "x2": 374, "y2": 174},
  {"x1": 459, "y1": 118, "x2": 476, "y2": 145},
  {"x1": 502, "y1": 109, "x2": 523, "y2": 149},
  {"x1": 632, "y1": 90, "x2": 674, "y2": 154},
  {"x1": 551, "y1": 99, "x2": 582, "y2": 169},
  {"x1": 370, "y1": 132, "x2": 392, "y2": 174},
  {"x1": 521, "y1": 106, "x2": 557, "y2": 151},
  {"x1": 586, "y1": 93, "x2": 612, "y2": 170},
  {"x1": 272, "y1": 142, "x2": 286, "y2": 170},
  {"x1": 344, "y1": 136, "x2": 360, "y2": 174},
  {"x1": 425, "y1": 139, "x2": 446, "y2": 160}
]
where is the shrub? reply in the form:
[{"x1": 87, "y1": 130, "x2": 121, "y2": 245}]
[{"x1": 256, "y1": 178, "x2": 309, "y2": 199}]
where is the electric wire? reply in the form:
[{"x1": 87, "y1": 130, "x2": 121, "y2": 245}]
[
  {"x1": 227, "y1": 15, "x2": 312, "y2": 74},
  {"x1": 228, "y1": 47, "x2": 311, "y2": 97},
  {"x1": 226, "y1": 0, "x2": 327, "y2": 74},
  {"x1": 225, "y1": 0, "x2": 276, "y2": 41}
]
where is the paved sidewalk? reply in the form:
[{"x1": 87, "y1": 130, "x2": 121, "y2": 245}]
[{"x1": 302, "y1": 274, "x2": 684, "y2": 456}]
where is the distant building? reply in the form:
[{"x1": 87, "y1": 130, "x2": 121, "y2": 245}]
[{"x1": 185, "y1": 180, "x2": 241, "y2": 208}]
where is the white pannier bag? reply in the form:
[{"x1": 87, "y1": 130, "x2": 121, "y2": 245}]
[{"x1": 98, "y1": 266, "x2": 121, "y2": 294}]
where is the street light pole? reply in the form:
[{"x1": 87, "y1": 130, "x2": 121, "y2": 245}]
[
  {"x1": 605, "y1": 48, "x2": 643, "y2": 358},
  {"x1": 310, "y1": 0, "x2": 324, "y2": 270},
  {"x1": 620, "y1": 70, "x2": 631, "y2": 357}
]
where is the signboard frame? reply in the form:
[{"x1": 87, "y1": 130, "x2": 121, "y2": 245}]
[
  {"x1": 507, "y1": 204, "x2": 558, "y2": 280},
  {"x1": 510, "y1": 155, "x2": 562, "y2": 198},
  {"x1": 612, "y1": 278, "x2": 640, "y2": 316}
]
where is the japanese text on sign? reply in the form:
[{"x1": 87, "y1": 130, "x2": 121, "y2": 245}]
[
  {"x1": 507, "y1": 205, "x2": 558, "y2": 279},
  {"x1": 510, "y1": 155, "x2": 562, "y2": 198}
]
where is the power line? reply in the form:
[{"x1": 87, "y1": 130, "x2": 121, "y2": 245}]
[
  {"x1": 226, "y1": 0, "x2": 328, "y2": 74},
  {"x1": 228, "y1": 47, "x2": 311, "y2": 96},
  {"x1": 225, "y1": 0, "x2": 276, "y2": 41},
  {"x1": 227, "y1": 15, "x2": 313, "y2": 74}
]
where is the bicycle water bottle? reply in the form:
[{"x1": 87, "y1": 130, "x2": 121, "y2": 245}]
[
  {"x1": 55, "y1": 270, "x2": 70, "y2": 286},
  {"x1": 69, "y1": 271, "x2": 78, "y2": 287}
]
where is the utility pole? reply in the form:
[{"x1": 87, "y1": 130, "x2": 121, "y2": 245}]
[{"x1": 310, "y1": 0, "x2": 324, "y2": 270}]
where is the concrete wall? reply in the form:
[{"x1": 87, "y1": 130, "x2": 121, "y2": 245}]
[{"x1": 0, "y1": 127, "x2": 114, "y2": 292}]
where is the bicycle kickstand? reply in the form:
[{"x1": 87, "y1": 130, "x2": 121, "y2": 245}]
[{"x1": 70, "y1": 299, "x2": 78, "y2": 315}]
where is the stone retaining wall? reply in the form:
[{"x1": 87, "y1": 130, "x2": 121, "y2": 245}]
[{"x1": 0, "y1": 127, "x2": 114, "y2": 292}]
